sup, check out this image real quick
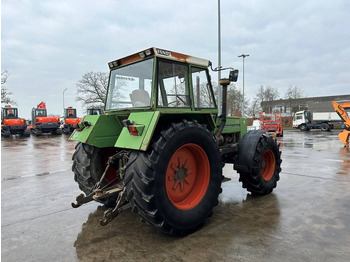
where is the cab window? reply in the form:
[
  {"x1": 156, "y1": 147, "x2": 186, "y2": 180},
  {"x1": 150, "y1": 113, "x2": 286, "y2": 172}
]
[
  {"x1": 191, "y1": 67, "x2": 215, "y2": 108},
  {"x1": 157, "y1": 60, "x2": 190, "y2": 107}
]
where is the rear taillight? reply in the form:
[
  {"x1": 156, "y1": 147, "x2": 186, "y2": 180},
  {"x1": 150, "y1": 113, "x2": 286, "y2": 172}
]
[
  {"x1": 128, "y1": 126, "x2": 139, "y2": 136},
  {"x1": 122, "y1": 119, "x2": 144, "y2": 136}
]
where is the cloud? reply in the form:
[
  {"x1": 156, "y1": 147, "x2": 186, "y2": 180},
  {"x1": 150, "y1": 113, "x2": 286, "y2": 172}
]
[{"x1": 2, "y1": 0, "x2": 350, "y2": 118}]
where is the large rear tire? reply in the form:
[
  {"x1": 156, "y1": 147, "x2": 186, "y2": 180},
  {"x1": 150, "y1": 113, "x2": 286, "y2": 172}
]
[
  {"x1": 124, "y1": 120, "x2": 222, "y2": 235},
  {"x1": 238, "y1": 135, "x2": 282, "y2": 195},
  {"x1": 72, "y1": 142, "x2": 119, "y2": 206}
]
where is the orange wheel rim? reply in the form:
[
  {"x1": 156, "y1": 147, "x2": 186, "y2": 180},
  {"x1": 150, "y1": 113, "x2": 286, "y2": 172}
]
[
  {"x1": 261, "y1": 150, "x2": 275, "y2": 181},
  {"x1": 165, "y1": 143, "x2": 210, "y2": 210}
]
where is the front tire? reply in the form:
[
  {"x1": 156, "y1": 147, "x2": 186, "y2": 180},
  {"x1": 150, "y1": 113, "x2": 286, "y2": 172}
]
[
  {"x1": 124, "y1": 120, "x2": 222, "y2": 235},
  {"x1": 238, "y1": 135, "x2": 282, "y2": 195},
  {"x1": 299, "y1": 124, "x2": 307, "y2": 131},
  {"x1": 72, "y1": 142, "x2": 120, "y2": 206}
]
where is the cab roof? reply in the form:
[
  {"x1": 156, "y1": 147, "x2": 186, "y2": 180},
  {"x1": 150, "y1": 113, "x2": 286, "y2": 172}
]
[{"x1": 108, "y1": 47, "x2": 210, "y2": 70}]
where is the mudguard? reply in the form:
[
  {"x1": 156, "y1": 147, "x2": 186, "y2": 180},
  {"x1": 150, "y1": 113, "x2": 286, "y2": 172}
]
[
  {"x1": 115, "y1": 111, "x2": 160, "y2": 151},
  {"x1": 70, "y1": 115, "x2": 123, "y2": 148},
  {"x1": 234, "y1": 130, "x2": 266, "y2": 173},
  {"x1": 70, "y1": 112, "x2": 160, "y2": 150}
]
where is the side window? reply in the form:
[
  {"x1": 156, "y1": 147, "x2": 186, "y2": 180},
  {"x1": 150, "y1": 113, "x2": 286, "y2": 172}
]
[
  {"x1": 191, "y1": 67, "x2": 215, "y2": 108},
  {"x1": 295, "y1": 114, "x2": 302, "y2": 120},
  {"x1": 157, "y1": 60, "x2": 190, "y2": 107}
]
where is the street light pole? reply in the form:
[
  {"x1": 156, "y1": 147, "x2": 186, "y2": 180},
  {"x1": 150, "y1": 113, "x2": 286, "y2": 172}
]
[
  {"x1": 217, "y1": 0, "x2": 222, "y2": 116},
  {"x1": 238, "y1": 54, "x2": 249, "y2": 117},
  {"x1": 63, "y1": 88, "x2": 67, "y2": 116}
]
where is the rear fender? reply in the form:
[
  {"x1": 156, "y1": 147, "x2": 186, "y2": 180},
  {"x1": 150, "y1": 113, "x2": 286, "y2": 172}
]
[
  {"x1": 234, "y1": 130, "x2": 266, "y2": 173},
  {"x1": 70, "y1": 115, "x2": 123, "y2": 148},
  {"x1": 115, "y1": 111, "x2": 160, "y2": 151}
]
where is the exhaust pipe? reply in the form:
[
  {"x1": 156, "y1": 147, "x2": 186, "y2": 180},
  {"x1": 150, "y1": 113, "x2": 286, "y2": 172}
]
[{"x1": 215, "y1": 78, "x2": 230, "y2": 140}]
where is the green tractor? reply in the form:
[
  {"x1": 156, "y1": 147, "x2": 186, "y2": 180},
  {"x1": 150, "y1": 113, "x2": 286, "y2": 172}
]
[{"x1": 70, "y1": 47, "x2": 282, "y2": 235}]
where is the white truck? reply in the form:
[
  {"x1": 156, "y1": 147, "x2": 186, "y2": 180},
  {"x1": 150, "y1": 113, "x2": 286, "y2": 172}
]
[
  {"x1": 293, "y1": 110, "x2": 346, "y2": 131},
  {"x1": 247, "y1": 119, "x2": 261, "y2": 131}
]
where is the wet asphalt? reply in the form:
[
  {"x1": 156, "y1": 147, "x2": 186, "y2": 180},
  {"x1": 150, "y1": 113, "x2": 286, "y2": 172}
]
[{"x1": 1, "y1": 130, "x2": 350, "y2": 262}]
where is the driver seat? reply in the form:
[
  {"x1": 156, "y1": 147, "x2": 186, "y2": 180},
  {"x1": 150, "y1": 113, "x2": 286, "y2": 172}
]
[{"x1": 130, "y1": 89, "x2": 150, "y2": 107}]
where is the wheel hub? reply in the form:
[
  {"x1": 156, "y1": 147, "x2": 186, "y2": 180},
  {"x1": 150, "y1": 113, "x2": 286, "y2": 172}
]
[
  {"x1": 175, "y1": 167, "x2": 186, "y2": 180},
  {"x1": 169, "y1": 160, "x2": 191, "y2": 191}
]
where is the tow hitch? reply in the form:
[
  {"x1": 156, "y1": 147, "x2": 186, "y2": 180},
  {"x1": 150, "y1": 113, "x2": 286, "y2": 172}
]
[
  {"x1": 99, "y1": 187, "x2": 131, "y2": 226},
  {"x1": 71, "y1": 150, "x2": 131, "y2": 225}
]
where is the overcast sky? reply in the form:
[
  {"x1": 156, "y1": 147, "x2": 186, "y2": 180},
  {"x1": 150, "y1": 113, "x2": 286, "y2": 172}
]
[{"x1": 2, "y1": 0, "x2": 350, "y2": 119}]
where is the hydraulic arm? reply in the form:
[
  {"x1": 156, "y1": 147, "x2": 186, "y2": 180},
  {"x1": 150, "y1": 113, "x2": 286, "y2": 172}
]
[{"x1": 332, "y1": 101, "x2": 350, "y2": 147}]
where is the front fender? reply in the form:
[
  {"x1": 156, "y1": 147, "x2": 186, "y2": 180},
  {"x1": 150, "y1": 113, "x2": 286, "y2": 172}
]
[{"x1": 234, "y1": 130, "x2": 266, "y2": 173}]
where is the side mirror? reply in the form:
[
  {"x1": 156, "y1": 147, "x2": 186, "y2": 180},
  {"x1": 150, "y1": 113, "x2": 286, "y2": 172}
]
[{"x1": 229, "y1": 69, "x2": 239, "y2": 82}]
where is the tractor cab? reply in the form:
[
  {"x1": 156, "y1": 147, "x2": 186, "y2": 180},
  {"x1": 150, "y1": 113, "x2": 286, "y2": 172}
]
[
  {"x1": 32, "y1": 108, "x2": 47, "y2": 121},
  {"x1": 64, "y1": 107, "x2": 77, "y2": 118},
  {"x1": 2, "y1": 106, "x2": 18, "y2": 121},
  {"x1": 105, "y1": 48, "x2": 218, "y2": 111},
  {"x1": 62, "y1": 107, "x2": 81, "y2": 134},
  {"x1": 293, "y1": 110, "x2": 312, "y2": 127},
  {"x1": 87, "y1": 108, "x2": 104, "y2": 115},
  {"x1": 32, "y1": 101, "x2": 48, "y2": 122}
]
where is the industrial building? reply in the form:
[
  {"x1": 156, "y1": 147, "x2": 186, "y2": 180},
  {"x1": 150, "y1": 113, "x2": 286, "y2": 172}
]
[{"x1": 261, "y1": 94, "x2": 350, "y2": 116}]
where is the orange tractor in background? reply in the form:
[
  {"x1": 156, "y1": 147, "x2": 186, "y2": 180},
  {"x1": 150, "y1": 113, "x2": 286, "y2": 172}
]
[
  {"x1": 332, "y1": 101, "x2": 350, "y2": 147},
  {"x1": 1, "y1": 105, "x2": 31, "y2": 137},
  {"x1": 31, "y1": 102, "x2": 62, "y2": 136},
  {"x1": 62, "y1": 107, "x2": 81, "y2": 134},
  {"x1": 259, "y1": 111, "x2": 283, "y2": 137}
]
